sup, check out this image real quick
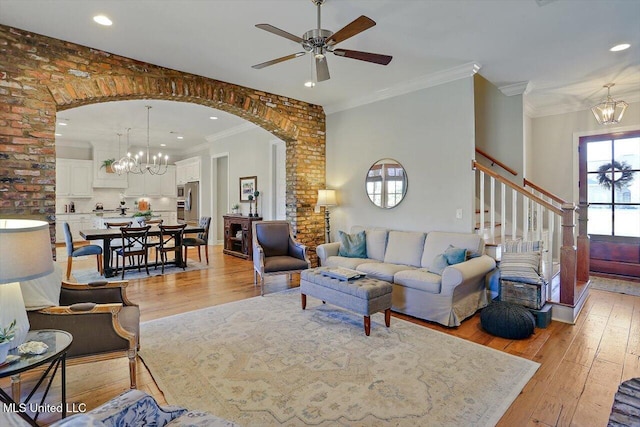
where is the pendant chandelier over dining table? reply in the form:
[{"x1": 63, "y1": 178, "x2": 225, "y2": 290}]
[{"x1": 113, "y1": 105, "x2": 168, "y2": 176}]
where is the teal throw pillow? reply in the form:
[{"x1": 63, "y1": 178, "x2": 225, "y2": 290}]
[
  {"x1": 338, "y1": 230, "x2": 367, "y2": 258},
  {"x1": 444, "y1": 245, "x2": 467, "y2": 265},
  {"x1": 428, "y1": 254, "x2": 449, "y2": 275}
]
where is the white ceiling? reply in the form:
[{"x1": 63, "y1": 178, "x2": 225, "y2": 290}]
[{"x1": 1, "y1": 0, "x2": 639, "y2": 151}]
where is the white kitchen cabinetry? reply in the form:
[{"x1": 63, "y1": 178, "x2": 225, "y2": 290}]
[
  {"x1": 56, "y1": 214, "x2": 94, "y2": 243},
  {"x1": 175, "y1": 158, "x2": 200, "y2": 184},
  {"x1": 126, "y1": 165, "x2": 175, "y2": 197},
  {"x1": 56, "y1": 159, "x2": 93, "y2": 198}
]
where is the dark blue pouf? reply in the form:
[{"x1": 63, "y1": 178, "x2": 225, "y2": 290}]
[{"x1": 480, "y1": 302, "x2": 535, "y2": 339}]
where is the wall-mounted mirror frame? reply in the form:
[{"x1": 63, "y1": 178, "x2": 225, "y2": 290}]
[{"x1": 365, "y1": 158, "x2": 408, "y2": 209}]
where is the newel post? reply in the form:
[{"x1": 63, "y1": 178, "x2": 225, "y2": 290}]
[
  {"x1": 559, "y1": 203, "x2": 577, "y2": 305},
  {"x1": 576, "y1": 203, "x2": 590, "y2": 283}
]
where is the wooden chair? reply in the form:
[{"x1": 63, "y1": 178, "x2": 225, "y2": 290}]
[
  {"x1": 114, "y1": 226, "x2": 151, "y2": 279},
  {"x1": 157, "y1": 224, "x2": 187, "y2": 273},
  {"x1": 142, "y1": 218, "x2": 163, "y2": 259},
  {"x1": 105, "y1": 221, "x2": 132, "y2": 268},
  {"x1": 252, "y1": 220, "x2": 311, "y2": 296},
  {"x1": 183, "y1": 216, "x2": 211, "y2": 264},
  {"x1": 26, "y1": 279, "x2": 140, "y2": 389},
  {"x1": 63, "y1": 222, "x2": 103, "y2": 279}
]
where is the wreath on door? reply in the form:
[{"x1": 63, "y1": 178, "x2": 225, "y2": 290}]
[{"x1": 596, "y1": 160, "x2": 634, "y2": 190}]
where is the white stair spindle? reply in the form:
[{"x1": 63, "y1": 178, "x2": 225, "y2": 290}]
[
  {"x1": 479, "y1": 171, "x2": 485, "y2": 236},
  {"x1": 501, "y1": 183, "x2": 506, "y2": 244},
  {"x1": 512, "y1": 189, "x2": 517, "y2": 240},
  {"x1": 490, "y1": 176, "x2": 495, "y2": 239}
]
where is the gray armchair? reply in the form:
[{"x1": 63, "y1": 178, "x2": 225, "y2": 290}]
[
  {"x1": 26, "y1": 280, "x2": 140, "y2": 389},
  {"x1": 252, "y1": 220, "x2": 310, "y2": 296}
]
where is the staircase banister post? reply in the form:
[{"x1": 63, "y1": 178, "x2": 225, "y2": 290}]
[
  {"x1": 576, "y1": 202, "x2": 590, "y2": 283},
  {"x1": 560, "y1": 202, "x2": 577, "y2": 305}
]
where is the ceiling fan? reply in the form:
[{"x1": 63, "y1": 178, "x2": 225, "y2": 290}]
[{"x1": 252, "y1": 0, "x2": 392, "y2": 83}]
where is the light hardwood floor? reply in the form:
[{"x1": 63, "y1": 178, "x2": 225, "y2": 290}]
[{"x1": 2, "y1": 245, "x2": 639, "y2": 426}]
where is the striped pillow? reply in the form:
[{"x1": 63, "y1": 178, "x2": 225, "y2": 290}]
[
  {"x1": 499, "y1": 251, "x2": 544, "y2": 285},
  {"x1": 503, "y1": 240, "x2": 542, "y2": 253}
]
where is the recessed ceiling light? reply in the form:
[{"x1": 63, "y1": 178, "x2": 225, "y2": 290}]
[
  {"x1": 160, "y1": 143, "x2": 167, "y2": 147},
  {"x1": 93, "y1": 15, "x2": 113, "y2": 26},
  {"x1": 58, "y1": 122, "x2": 67, "y2": 126},
  {"x1": 177, "y1": 136, "x2": 184, "y2": 140},
  {"x1": 610, "y1": 43, "x2": 630, "y2": 52},
  {"x1": 209, "y1": 116, "x2": 218, "y2": 120},
  {"x1": 55, "y1": 133, "x2": 62, "y2": 137},
  {"x1": 304, "y1": 81, "x2": 316, "y2": 88}
]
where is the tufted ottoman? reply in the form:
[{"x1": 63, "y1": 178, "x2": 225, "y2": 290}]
[{"x1": 300, "y1": 267, "x2": 393, "y2": 336}]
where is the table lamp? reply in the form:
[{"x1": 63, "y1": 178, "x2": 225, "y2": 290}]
[
  {"x1": 0, "y1": 219, "x2": 54, "y2": 349},
  {"x1": 317, "y1": 189, "x2": 337, "y2": 243}
]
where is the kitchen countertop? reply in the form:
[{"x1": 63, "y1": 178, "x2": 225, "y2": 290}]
[{"x1": 56, "y1": 210, "x2": 175, "y2": 216}]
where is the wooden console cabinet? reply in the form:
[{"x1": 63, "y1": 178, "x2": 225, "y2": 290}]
[{"x1": 223, "y1": 215, "x2": 262, "y2": 260}]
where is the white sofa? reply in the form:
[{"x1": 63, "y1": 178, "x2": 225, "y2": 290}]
[{"x1": 316, "y1": 227, "x2": 496, "y2": 327}]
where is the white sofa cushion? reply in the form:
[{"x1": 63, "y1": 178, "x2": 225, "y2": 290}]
[
  {"x1": 351, "y1": 226, "x2": 388, "y2": 261},
  {"x1": 325, "y1": 256, "x2": 380, "y2": 270},
  {"x1": 356, "y1": 262, "x2": 416, "y2": 282},
  {"x1": 393, "y1": 269, "x2": 442, "y2": 293},
  {"x1": 383, "y1": 231, "x2": 426, "y2": 267},
  {"x1": 421, "y1": 232, "x2": 485, "y2": 268}
]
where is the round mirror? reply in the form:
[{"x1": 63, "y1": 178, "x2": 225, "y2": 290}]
[{"x1": 365, "y1": 158, "x2": 408, "y2": 208}]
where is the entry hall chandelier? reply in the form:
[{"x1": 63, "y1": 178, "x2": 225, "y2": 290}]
[
  {"x1": 591, "y1": 83, "x2": 628, "y2": 125},
  {"x1": 114, "y1": 105, "x2": 168, "y2": 175}
]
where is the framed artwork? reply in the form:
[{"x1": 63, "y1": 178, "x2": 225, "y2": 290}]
[{"x1": 239, "y1": 176, "x2": 257, "y2": 202}]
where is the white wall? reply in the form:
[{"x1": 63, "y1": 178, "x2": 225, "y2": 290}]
[
  {"x1": 530, "y1": 102, "x2": 640, "y2": 202},
  {"x1": 326, "y1": 77, "x2": 476, "y2": 237},
  {"x1": 209, "y1": 127, "x2": 281, "y2": 219}
]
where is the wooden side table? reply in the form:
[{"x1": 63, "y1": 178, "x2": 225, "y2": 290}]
[
  {"x1": 223, "y1": 215, "x2": 262, "y2": 260},
  {"x1": 0, "y1": 329, "x2": 73, "y2": 426}
]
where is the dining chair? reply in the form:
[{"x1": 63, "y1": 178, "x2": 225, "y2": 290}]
[
  {"x1": 183, "y1": 216, "x2": 211, "y2": 265},
  {"x1": 105, "y1": 221, "x2": 132, "y2": 268},
  {"x1": 63, "y1": 222, "x2": 103, "y2": 279},
  {"x1": 142, "y1": 218, "x2": 163, "y2": 260},
  {"x1": 157, "y1": 224, "x2": 188, "y2": 273},
  {"x1": 114, "y1": 226, "x2": 151, "y2": 279}
]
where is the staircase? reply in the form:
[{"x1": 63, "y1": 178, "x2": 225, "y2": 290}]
[{"x1": 472, "y1": 159, "x2": 590, "y2": 324}]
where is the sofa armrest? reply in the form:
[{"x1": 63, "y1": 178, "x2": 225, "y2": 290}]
[
  {"x1": 440, "y1": 255, "x2": 496, "y2": 296},
  {"x1": 316, "y1": 242, "x2": 341, "y2": 266}
]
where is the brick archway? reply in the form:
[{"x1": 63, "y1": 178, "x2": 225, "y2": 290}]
[{"x1": 0, "y1": 24, "x2": 326, "y2": 254}]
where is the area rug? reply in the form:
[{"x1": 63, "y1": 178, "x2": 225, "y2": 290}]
[
  {"x1": 590, "y1": 275, "x2": 640, "y2": 297},
  {"x1": 73, "y1": 260, "x2": 208, "y2": 282},
  {"x1": 139, "y1": 289, "x2": 539, "y2": 426}
]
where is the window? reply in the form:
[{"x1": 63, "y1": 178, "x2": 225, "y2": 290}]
[{"x1": 580, "y1": 130, "x2": 640, "y2": 237}]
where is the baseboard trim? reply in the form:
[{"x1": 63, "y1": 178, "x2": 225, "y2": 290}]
[{"x1": 549, "y1": 282, "x2": 590, "y2": 324}]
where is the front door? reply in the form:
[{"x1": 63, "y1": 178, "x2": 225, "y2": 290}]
[{"x1": 579, "y1": 130, "x2": 640, "y2": 277}]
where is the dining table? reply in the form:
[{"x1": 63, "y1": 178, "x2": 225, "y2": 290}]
[{"x1": 80, "y1": 224, "x2": 205, "y2": 278}]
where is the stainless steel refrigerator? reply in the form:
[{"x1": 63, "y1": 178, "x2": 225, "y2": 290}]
[{"x1": 184, "y1": 181, "x2": 199, "y2": 224}]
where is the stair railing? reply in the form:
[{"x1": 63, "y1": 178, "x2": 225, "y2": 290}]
[{"x1": 473, "y1": 160, "x2": 584, "y2": 306}]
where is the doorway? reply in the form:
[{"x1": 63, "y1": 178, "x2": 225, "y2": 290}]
[
  {"x1": 579, "y1": 130, "x2": 640, "y2": 277},
  {"x1": 211, "y1": 154, "x2": 229, "y2": 244}
]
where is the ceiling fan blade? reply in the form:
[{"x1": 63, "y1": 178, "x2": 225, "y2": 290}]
[
  {"x1": 252, "y1": 52, "x2": 306, "y2": 69},
  {"x1": 255, "y1": 24, "x2": 304, "y2": 44},
  {"x1": 326, "y1": 16, "x2": 376, "y2": 46},
  {"x1": 333, "y1": 49, "x2": 392, "y2": 65},
  {"x1": 316, "y1": 56, "x2": 330, "y2": 82}
]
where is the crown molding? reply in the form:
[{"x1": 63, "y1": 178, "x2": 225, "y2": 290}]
[
  {"x1": 527, "y1": 94, "x2": 640, "y2": 119},
  {"x1": 56, "y1": 139, "x2": 92, "y2": 149},
  {"x1": 499, "y1": 81, "x2": 532, "y2": 96},
  {"x1": 324, "y1": 61, "x2": 482, "y2": 115}
]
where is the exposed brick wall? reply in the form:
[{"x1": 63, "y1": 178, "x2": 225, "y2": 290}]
[{"x1": 0, "y1": 25, "x2": 326, "y2": 260}]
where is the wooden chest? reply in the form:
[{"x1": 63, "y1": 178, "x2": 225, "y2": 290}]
[{"x1": 500, "y1": 279, "x2": 546, "y2": 310}]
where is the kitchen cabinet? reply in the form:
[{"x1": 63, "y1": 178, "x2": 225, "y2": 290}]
[
  {"x1": 175, "y1": 157, "x2": 200, "y2": 185},
  {"x1": 56, "y1": 159, "x2": 93, "y2": 198},
  {"x1": 161, "y1": 165, "x2": 177, "y2": 196}
]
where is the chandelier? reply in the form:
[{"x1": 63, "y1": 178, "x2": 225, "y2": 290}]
[
  {"x1": 591, "y1": 83, "x2": 628, "y2": 125},
  {"x1": 114, "y1": 105, "x2": 168, "y2": 175}
]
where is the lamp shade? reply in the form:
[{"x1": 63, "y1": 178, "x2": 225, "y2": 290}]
[
  {"x1": 317, "y1": 189, "x2": 337, "y2": 207},
  {"x1": 0, "y1": 219, "x2": 54, "y2": 284}
]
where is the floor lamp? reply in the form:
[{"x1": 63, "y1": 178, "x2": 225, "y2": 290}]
[
  {"x1": 317, "y1": 189, "x2": 337, "y2": 243},
  {"x1": 0, "y1": 219, "x2": 54, "y2": 350}
]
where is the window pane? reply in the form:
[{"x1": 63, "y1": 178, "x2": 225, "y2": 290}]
[
  {"x1": 587, "y1": 140, "x2": 612, "y2": 172},
  {"x1": 587, "y1": 173, "x2": 611, "y2": 203},
  {"x1": 588, "y1": 205, "x2": 612, "y2": 235},
  {"x1": 614, "y1": 172, "x2": 639, "y2": 203},
  {"x1": 616, "y1": 137, "x2": 640, "y2": 169},
  {"x1": 614, "y1": 205, "x2": 640, "y2": 237}
]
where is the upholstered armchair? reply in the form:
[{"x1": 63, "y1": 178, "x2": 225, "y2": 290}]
[
  {"x1": 252, "y1": 220, "x2": 310, "y2": 296},
  {"x1": 26, "y1": 280, "x2": 140, "y2": 389}
]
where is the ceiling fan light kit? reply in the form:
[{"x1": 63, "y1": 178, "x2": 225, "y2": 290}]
[{"x1": 252, "y1": 0, "x2": 392, "y2": 83}]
